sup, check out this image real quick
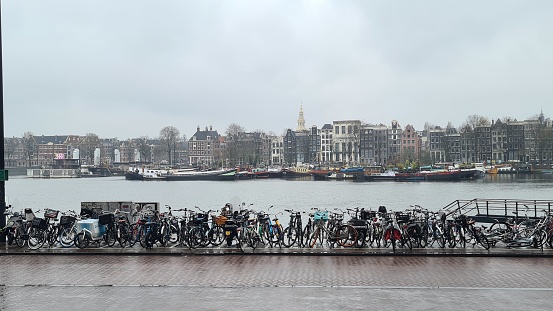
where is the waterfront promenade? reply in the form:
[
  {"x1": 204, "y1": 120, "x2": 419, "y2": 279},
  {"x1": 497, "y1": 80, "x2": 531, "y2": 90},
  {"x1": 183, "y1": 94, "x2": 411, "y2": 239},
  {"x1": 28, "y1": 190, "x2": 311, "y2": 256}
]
[{"x1": 2, "y1": 245, "x2": 553, "y2": 310}]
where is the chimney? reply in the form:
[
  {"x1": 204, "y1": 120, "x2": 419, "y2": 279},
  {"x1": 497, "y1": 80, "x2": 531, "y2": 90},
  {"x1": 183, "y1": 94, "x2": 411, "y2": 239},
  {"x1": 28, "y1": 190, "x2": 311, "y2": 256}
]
[
  {"x1": 197, "y1": 125, "x2": 200, "y2": 132},
  {"x1": 210, "y1": 125, "x2": 212, "y2": 131}
]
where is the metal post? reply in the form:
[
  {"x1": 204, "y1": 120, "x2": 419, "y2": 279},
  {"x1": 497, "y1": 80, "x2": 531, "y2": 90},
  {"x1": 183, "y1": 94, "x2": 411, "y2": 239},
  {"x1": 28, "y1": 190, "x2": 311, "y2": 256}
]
[{"x1": 0, "y1": 1, "x2": 7, "y2": 243}]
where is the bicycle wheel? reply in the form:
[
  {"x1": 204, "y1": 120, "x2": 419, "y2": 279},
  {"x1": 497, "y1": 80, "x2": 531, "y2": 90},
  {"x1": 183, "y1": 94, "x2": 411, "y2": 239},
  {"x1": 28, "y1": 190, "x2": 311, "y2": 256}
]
[
  {"x1": 104, "y1": 226, "x2": 117, "y2": 247},
  {"x1": 6, "y1": 231, "x2": 15, "y2": 245},
  {"x1": 47, "y1": 226, "x2": 59, "y2": 247},
  {"x1": 188, "y1": 227, "x2": 202, "y2": 249},
  {"x1": 246, "y1": 230, "x2": 259, "y2": 249},
  {"x1": 74, "y1": 232, "x2": 90, "y2": 249},
  {"x1": 373, "y1": 227, "x2": 382, "y2": 248},
  {"x1": 302, "y1": 225, "x2": 312, "y2": 248},
  {"x1": 59, "y1": 226, "x2": 76, "y2": 248},
  {"x1": 282, "y1": 226, "x2": 298, "y2": 248},
  {"x1": 406, "y1": 226, "x2": 420, "y2": 248},
  {"x1": 458, "y1": 228, "x2": 466, "y2": 249},
  {"x1": 139, "y1": 229, "x2": 148, "y2": 248},
  {"x1": 169, "y1": 224, "x2": 180, "y2": 244},
  {"x1": 476, "y1": 231, "x2": 491, "y2": 250},
  {"x1": 336, "y1": 225, "x2": 357, "y2": 248},
  {"x1": 117, "y1": 225, "x2": 128, "y2": 248},
  {"x1": 208, "y1": 225, "x2": 225, "y2": 246},
  {"x1": 28, "y1": 228, "x2": 46, "y2": 250},
  {"x1": 158, "y1": 223, "x2": 169, "y2": 247},
  {"x1": 402, "y1": 235, "x2": 412, "y2": 250},
  {"x1": 533, "y1": 229, "x2": 547, "y2": 248},
  {"x1": 308, "y1": 228, "x2": 320, "y2": 248},
  {"x1": 129, "y1": 224, "x2": 140, "y2": 247},
  {"x1": 488, "y1": 222, "x2": 513, "y2": 243},
  {"x1": 270, "y1": 225, "x2": 283, "y2": 248},
  {"x1": 15, "y1": 227, "x2": 26, "y2": 248},
  {"x1": 419, "y1": 227, "x2": 429, "y2": 248},
  {"x1": 355, "y1": 230, "x2": 365, "y2": 248},
  {"x1": 179, "y1": 225, "x2": 190, "y2": 248},
  {"x1": 237, "y1": 230, "x2": 244, "y2": 252},
  {"x1": 436, "y1": 229, "x2": 446, "y2": 248},
  {"x1": 447, "y1": 227, "x2": 457, "y2": 248},
  {"x1": 144, "y1": 231, "x2": 154, "y2": 249}
]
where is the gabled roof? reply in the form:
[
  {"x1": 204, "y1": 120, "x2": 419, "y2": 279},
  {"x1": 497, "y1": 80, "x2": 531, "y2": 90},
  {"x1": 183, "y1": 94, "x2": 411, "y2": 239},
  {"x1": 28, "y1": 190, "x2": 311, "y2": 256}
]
[
  {"x1": 34, "y1": 135, "x2": 69, "y2": 145},
  {"x1": 192, "y1": 130, "x2": 219, "y2": 141}
]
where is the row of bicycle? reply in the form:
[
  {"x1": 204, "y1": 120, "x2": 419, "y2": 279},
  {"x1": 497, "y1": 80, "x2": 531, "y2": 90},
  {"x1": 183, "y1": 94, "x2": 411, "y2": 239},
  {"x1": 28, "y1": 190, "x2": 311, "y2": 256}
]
[{"x1": 2, "y1": 203, "x2": 553, "y2": 252}]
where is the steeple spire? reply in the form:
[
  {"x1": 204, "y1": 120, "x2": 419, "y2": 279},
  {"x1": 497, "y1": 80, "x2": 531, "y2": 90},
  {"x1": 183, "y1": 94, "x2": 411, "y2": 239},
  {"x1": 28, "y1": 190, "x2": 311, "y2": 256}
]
[{"x1": 297, "y1": 103, "x2": 305, "y2": 131}]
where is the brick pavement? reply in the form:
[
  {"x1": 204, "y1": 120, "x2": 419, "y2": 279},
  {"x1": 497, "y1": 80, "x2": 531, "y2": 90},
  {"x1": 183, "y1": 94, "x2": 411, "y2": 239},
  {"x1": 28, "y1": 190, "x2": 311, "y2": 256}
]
[
  {"x1": 1, "y1": 255, "x2": 552, "y2": 288},
  {"x1": 2, "y1": 255, "x2": 553, "y2": 310}
]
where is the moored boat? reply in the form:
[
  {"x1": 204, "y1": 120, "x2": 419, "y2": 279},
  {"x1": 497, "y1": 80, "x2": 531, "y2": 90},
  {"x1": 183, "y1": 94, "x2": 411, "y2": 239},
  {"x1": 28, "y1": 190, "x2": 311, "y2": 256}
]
[
  {"x1": 164, "y1": 168, "x2": 237, "y2": 181},
  {"x1": 364, "y1": 170, "x2": 399, "y2": 181},
  {"x1": 421, "y1": 170, "x2": 462, "y2": 181}
]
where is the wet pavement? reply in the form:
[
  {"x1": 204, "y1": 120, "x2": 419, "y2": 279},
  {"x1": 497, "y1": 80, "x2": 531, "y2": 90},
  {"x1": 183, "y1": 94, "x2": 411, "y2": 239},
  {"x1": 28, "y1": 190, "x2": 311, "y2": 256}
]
[
  {"x1": 2, "y1": 241, "x2": 553, "y2": 257},
  {"x1": 1, "y1": 252, "x2": 553, "y2": 310}
]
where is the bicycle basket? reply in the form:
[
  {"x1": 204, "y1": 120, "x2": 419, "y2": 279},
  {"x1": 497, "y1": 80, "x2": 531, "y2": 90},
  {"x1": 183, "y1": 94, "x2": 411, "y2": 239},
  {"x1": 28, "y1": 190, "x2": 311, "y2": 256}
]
[
  {"x1": 214, "y1": 215, "x2": 227, "y2": 226},
  {"x1": 395, "y1": 212, "x2": 410, "y2": 223},
  {"x1": 44, "y1": 209, "x2": 59, "y2": 219},
  {"x1": 60, "y1": 215, "x2": 76, "y2": 226},
  {"x1": 98, "y1": 213, "x2": 115, "y2": 226},
  {"x1": 314, "y1": 211, "x2": 329, "y2": 221},
  {"x1": 349, "y1": 219, "x2": 367, "y2": 227},
  {"x1": 31, "y1": 218, "x2": 48, "y2": 230},
  {"x1": 361, "y1": 210, "x2": 376, "y2": 220}
]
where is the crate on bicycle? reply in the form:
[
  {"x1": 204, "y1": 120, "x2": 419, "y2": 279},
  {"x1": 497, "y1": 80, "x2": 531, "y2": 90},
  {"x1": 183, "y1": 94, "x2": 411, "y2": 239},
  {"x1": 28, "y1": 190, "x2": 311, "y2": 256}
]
[
  {"x1": 31, "y1": 218, "x2": 48, "y2": 230},
  {"x1": 60, "y1": 215, "x2": 76, "y2": 226},
  {"x1": 313, "y1": 211, "x2": 329, "y2": 222},
  {"x1": 44, "y1": 209, "x2": 59, "y2": 219},
  {"x1": 98, "y1": 213, "x2": 115, "y2": 226},
  {"x1": 76, "y1": 219, "x2": 105, "y2": 238}
]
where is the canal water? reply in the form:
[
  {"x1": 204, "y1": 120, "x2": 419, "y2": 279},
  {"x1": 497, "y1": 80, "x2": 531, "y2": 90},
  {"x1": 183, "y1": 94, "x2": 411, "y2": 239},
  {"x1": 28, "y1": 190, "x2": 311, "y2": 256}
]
[{"x1": 5, "y1": 174, "x2": 553, "y2": 215}]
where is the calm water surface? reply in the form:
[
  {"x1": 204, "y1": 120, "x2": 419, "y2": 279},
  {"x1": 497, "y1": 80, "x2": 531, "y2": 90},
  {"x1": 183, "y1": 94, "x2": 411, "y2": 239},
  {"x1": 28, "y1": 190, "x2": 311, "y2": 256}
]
[{"x1": 5, "y1": 174, "x2": 553, "y2": 214}]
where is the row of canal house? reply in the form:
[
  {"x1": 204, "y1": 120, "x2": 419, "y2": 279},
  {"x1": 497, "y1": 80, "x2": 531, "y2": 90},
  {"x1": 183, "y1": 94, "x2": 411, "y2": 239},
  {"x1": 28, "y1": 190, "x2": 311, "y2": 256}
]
[{"x1": 5, "y1": 108, "x2": 553, "y2": 169}]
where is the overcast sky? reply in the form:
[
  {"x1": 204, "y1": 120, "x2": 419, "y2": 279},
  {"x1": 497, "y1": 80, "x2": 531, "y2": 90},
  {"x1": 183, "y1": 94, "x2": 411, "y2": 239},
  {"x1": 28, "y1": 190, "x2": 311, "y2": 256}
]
[{"x1": 3, "y1": 1, "x2": 552, "y2": 139}]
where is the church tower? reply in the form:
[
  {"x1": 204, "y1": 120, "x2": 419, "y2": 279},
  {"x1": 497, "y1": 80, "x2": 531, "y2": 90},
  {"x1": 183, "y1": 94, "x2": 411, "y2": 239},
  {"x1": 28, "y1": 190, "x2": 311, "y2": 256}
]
[{"x1": 297, "y1": 103, "x2": 306, "y2": 131}]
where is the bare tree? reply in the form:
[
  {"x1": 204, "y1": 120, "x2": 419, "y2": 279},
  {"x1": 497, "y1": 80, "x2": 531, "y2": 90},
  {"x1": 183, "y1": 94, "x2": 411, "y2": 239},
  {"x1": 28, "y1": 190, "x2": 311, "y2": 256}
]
[
  {"x1": 4, "y1": 138, "x2": 18, "y2": 167},
  {"x1": 159, "y1": 126, "x2": 180, "y2": 165},
  {"x1": 136, "y1": 136, "x2": 151, "y2": 162},
  {"x1": 225, "y1": 123, "x2": 246, "y2": 166},
  {"x1": 461, "y1": 115, "x2": 490, "y2": 163},
  {"x1": 22, "y1": 132, "x2": 35, "y2": 167},
  {"x1": 124, "y1": 139, "x2": 137, "y2": 163},
  {"x1": 78, "y1": 133, "x2": 100, "y2": 165}
]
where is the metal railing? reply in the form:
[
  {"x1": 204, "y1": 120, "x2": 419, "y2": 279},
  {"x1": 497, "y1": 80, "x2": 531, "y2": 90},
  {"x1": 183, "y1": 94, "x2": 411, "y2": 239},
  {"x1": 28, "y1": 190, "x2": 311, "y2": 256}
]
[{"x1": 442, "y1": 199, "x2": 553, "y2": 223}]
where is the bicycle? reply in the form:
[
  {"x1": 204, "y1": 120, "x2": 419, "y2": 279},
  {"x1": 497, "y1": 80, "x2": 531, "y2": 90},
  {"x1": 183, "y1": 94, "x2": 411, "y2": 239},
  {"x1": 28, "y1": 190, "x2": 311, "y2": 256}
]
[
  {"x1": 308, "y1": 210, "x2": 357, "y2": 248},
  {"x1": 114, "y1": 210, "x2": 133, "y2": 248},
  {"x1": 464, "y1": 217, "x2": 491, "y2": 250},
  {"x1": 187, "y1": 207, "x2": 212, "y2": 249},
  {"x1": 58, "y1": 210, "x2": 79, "y2": 248},
  {"x1": 282, "y1": 209, "x2": 304, "y2": 248},
  {"x1": 74, "y1": 211, "x2": 116, "y2": 248},
  {"x1": 382, "y1": 212, "x2": 411, "y2": 251},
  {"x1": 347, "y1": 207, "x2": 369, "y2": 247},
  {"x1": 1, "y1": 206, "x2": 24, "y2": 246}
]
